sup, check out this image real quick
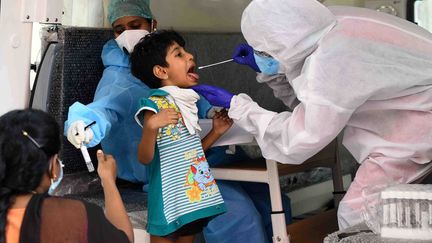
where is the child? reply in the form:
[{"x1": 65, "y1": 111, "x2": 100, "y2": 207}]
[{"x1": 130, "y1": 30, "x2": 232, "y2": 243}]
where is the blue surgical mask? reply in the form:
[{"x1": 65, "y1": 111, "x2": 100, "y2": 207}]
[
  {"x1": 253, "y1": 52, "x2": 280, "y2": 75},
  {"x1": 48, "y1": 159, "x2": 64, "y2": 195}
]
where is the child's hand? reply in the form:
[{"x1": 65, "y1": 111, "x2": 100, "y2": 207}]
[
  {"x1": 212, "y1": 109, "x2": 233, "y2": 135},
  {"x1": 148, "y1": 108, "x2": 179, "y2": 129}
]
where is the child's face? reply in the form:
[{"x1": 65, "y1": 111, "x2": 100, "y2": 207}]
[{"x1": 163, "y1": 42, "x2": 199, "y2": 88}]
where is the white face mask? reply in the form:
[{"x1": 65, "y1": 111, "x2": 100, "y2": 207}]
[{"x1": 115, "y1": 29, "x2": 150, "y2": 54}]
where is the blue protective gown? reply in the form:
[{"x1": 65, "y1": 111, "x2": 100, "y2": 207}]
[
  {"x1": 65, "y1": 39, "x2": 150, "y2": 183},
  {"x1": 64, "y1": 39, "x2": 286, "y2": 242}
]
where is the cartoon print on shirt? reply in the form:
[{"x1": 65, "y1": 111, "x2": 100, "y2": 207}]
[
  {"x1": 150, "y1": 96, "x2": 185, "y2": 141},
  {"x1": 185, "y1": 150, "x2": 219, "y2": 202}
]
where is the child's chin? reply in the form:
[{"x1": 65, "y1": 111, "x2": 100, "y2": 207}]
[
  {"x1": 180, "y1": 83, "x2": 196, "y2": 89},
  {"x1": 189, "y1": 81, "x2": 199, "y2": 87}
]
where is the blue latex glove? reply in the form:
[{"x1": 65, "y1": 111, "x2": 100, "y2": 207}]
[
  {"x1": 232, "y1": 43, "x2": 261, "y2": 72},
  {"x1": 192, "y1": 84, "x2": 234, "y2": 109}
]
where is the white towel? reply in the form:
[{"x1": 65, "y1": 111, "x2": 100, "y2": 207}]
[{"x1": 159, "y1": 86, "x2": 201, "y2": 135}]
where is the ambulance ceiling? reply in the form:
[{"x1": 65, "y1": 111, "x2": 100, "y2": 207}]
[{"x1": 151, "y1": 0, "x2": 252, "y2": 32}]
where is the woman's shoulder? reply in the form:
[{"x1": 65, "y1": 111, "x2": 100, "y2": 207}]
[
  {"x1": 42, "y1": 197, "x2": 107, "y2": 229},
  {"x1": 45, "y1": 196, "x2": 84, "y2": 203},
  {"x1": 19, "y1": 196, "x2": 89, "y2": 243},
  {"x1": 23, "y1": 195, "x2": 129, "y2": 242},
  {"x1": 43, "y1": 196, "x2": 88, "y2": 213},
  {"x1": 44, "y1": 196, "x2": 104, "y2": 211}
]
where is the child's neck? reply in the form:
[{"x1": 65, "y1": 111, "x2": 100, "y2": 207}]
[
  {"x1": 161, "y1": 79, "x2": 176, "y2": 87},
  {"x1": 161, "y1": 81, "x2": 189, "y2": 90}
]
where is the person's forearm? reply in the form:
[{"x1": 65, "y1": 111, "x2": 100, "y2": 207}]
[
  {"x1": 102, "y1": 179, "x2": 134, "y2": 243},
  {"x1": 201, "y1": 129, "x2": 223, "y2": 151},
  {"x1": 138, "y1": 125, "x2": 158, "y2": 164},
  {"x1": 257, "y1": 73, "x2": 300, "y2": 110}
]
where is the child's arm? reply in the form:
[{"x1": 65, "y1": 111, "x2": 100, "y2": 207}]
[
  {"x1": 138, "y1": 108, "x2": 179, "y2": 164},
  {"x1": 201, "y1": 110, "x2": 233, "y2": 151}
]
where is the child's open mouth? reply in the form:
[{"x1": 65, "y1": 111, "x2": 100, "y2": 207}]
[{"x1": 187, "y1": 65, "x2": 200, "y2": 80}]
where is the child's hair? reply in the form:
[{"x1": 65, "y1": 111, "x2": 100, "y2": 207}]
[
  {"x1": 0, "y1": 109, "x2": 61, "y2": 243},
  {"x1": 130, "y1": 30, "x2": 186, "y2": 89}
]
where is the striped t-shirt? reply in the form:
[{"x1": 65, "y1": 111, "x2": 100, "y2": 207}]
[{"x1": 135, "y1": 89, "x2": 226, "y2": 236}]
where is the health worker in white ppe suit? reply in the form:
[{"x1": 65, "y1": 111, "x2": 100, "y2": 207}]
[{"x1": 192, "y1": 0, "x2": 432, "y2": 230}]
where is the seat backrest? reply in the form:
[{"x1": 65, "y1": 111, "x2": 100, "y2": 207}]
[
  {"x1": 31, "y1": 27, "x2": 113, "y2": 174},
  {"x1": 31, "y1": 26, "x2": 286, "y2": 174},
  {"x1": 181, "y1": 32, "x2": 286, "y2": 112}
]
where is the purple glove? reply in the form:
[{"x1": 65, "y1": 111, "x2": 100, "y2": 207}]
[
  {"x1": 192, "y1": 84, "x2": 234, "y2": 109},
  {"x1": 232, "y1": 43, "x2": 261, "y2": 72}
]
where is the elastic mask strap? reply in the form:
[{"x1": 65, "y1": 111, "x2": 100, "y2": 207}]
[{"x1": 151, "y1": 19, "x2": 157, "y2": 32}]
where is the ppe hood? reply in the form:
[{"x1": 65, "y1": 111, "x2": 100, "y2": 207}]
[{"x1": 241, "y1": 0, "x2": 336, "y2": 76}]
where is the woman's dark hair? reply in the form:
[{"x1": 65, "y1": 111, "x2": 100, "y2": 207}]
[
  {"x1": 130, "y1": 30, "x2": 186, "y2": 88},
  {"x1": 0, "y1": 109, "x2": 61, "y2": 243}
]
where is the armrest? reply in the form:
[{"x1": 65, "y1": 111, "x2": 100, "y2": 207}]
[{"x1": 212, "y1": 139, "x2": 338, "y2": 174}]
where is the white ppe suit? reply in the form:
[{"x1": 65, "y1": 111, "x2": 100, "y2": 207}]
[{"x1": 228, "y1": 0, "x2": 432, "y2": 229}]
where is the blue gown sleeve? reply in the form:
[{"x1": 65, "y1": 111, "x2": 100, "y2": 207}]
[
  {"x1": 197, "y1": 94, "x2": 212, "y2": 119},
  {"x1": 64, "y1": 101, "x2": 113, "y2": 147},
  {"x1": 64, "y1": 65, "x2": 137, "y2": 147}
]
